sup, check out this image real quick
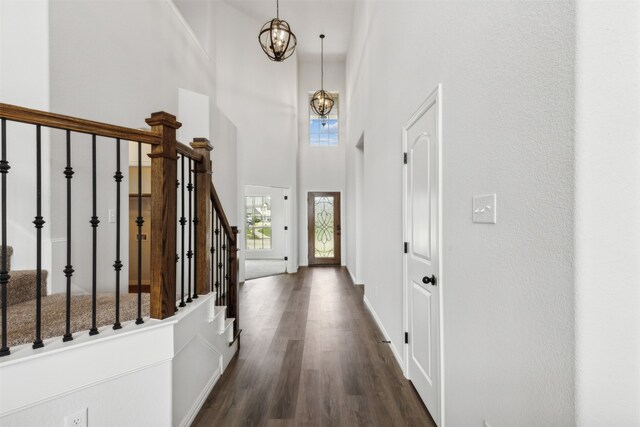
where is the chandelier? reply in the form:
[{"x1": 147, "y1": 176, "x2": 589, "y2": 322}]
[
  {"x1": 310, "y1": 34, "x2": 334, "y2": 122},
  {"x1": 258, "y1": 0, "x2": 297, "y2": 62}
]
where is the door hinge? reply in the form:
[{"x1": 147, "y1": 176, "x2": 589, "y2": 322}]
[
  {"x1": 284, "y1": 195, "x2": 288, "y2": 200},
  {"x1": 284, "y1": 226, "x2": 288, "y2": 231},
  {"x1": 404, "y1": 242, "x2": 408, "y2": 253},
  {"x1": 404, "y1": 152, "x2": 407, "y2": 164},
  {"x1": 405, "y1": 332, "x2": 409, "y2": 344}
]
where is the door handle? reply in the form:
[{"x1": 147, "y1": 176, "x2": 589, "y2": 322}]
[{"x1": 422, "y1": 275, "x2": 437, "y2": 286}]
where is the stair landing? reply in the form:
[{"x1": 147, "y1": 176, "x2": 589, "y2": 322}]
[{"x1": 1, "y1": 293, "x2": 150, "y2": 348}]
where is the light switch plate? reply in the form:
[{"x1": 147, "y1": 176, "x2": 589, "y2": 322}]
[{"x1": 473, "y1": 194, "x2": 497, "y2": 224}]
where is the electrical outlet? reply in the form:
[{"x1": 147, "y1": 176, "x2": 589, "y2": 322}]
[
  {"x1": 108, "y1": 209, "x2": 116, "y2": 223},
  {"x1": 65, "y1": 408, "x2": 87, "y2": 427}
]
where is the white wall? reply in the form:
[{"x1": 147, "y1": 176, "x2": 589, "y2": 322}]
[
  {"x1": 297, "y1": 61, "x2": 347, "y2": 266},
  {"x1": 0, "y1": 0, "x2": 52, "y2": 287},
  {"x1": 0, "y1": 320, "x2": 174, "y2": 426},
  {"x1": 346, "y1": 1, "x2": 576, "y2": 425},
  {"x1": 574, "y1": 2, "x2": 640, "y2": 425},
  {"x1": 215, "y1": 1, "x2": 299, "y2": 271},
  {"x1": 212, "y1": 107, "x2": 238, "y2": 223},
  {"x1": 47, "y1": 0, "x2": 219, "y2": 294},
  {"x1": 0, "y1": 293, "x2": 236, "y2": 427}
]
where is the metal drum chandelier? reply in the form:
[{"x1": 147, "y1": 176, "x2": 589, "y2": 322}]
[
  {"x1": 258, "y1": 0, "x2": 297, "y2": 62},
  {"x1": 310, "y1": 34, "x2": 334, "y2": 123}
]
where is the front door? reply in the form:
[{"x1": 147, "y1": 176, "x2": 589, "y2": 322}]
[
  {"x1": 404, "y1": 86, "x2": 441, "y2": 424},
  {"x1": 308, "y1": 192, "x2": 341, "y2": 266}
]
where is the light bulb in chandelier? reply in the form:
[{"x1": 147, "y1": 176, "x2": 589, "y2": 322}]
[{"x1": 258, "y1": 0, "x2": 297, "y2": 62}]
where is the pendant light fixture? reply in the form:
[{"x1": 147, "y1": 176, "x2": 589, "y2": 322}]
[
  {"x1": 310, "y1": 34, "x2": 334, "y2": 124},
  {"x1": 258, "y1": 0, "x2": 297, "y2": 62}
]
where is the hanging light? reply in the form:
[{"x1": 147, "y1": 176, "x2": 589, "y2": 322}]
[
  {"x1": 310, "y1": 34, "x2": 334, "y2": 125},
  {"x1": 258, "y1": 0, "x2": 297, "y2": 62}
]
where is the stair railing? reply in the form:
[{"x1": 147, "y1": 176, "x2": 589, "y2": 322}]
[{"x1": 0, "y1": 103, "x2": 239, "y2": 357}]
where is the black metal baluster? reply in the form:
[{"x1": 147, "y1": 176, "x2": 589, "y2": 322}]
[
  {"x1": 135, "y1": 142, "x2": 144, "y2": 325},
  {"x1": 89, "y1": 134, "x2": 99, "y2": 336},
  {"x1": 175, "y1": 173, "x2": 180, "y2": 313},
  {"x1": 113, "y1": 138, "x2": 123, "y2": 330},
  {"x1": 192, "y1": 170, "x2": 198, "y2": 300},
  {"x1": 179, "y1": 156, "x2": 186, "y2": 308},
  {"x1": 186, "y1": 159, "x2": 193, "y2": 303},
  {"x1": 222, "y1": 235, "x2": 227, "y2": 308},
  {"x1": 216, "y1": 215, "x2": 221, "y2": 306},
  {"x1": 0, "y1": 119, "x2": 10, "y2": 356},
  {"x1": 33, "y1": 125, "x2": 45, "y2": 348},
  {"x1": 63, "y1": 130, "x2": 74, "y2": 341},
  {"x1": 227, "y1": 233, "x2": 232, "y2": 310},
  {"x1": 209, "y1": 206, "x2": 216, "y2": 292}
]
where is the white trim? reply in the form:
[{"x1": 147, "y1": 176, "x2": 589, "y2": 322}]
[
  {"x1": 346, "y1": 266, "x2": 357, "y2": 286},
  {"x1": 363, "y1": 295, "x2": 404, "y2": 372},
  {"x1": 164, "y1": 0, "x2": 210, "y2": 61},
  {"x1": 1, "y1": 358, "x2": 172, "y2": 417},
  {"x1": 178, "y1": 355, "x2": 222, "y2": 427},
  {"x1": 401, "y1": 84, "x2": 445, "y2": 426}
]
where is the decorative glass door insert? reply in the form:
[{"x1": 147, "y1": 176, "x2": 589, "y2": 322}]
[{"x1": 308, "y1": 192, "x2": 341, "y2": 265}]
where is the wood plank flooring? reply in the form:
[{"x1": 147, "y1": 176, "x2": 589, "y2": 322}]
[{"x1": 193, "y1": 267, "x2": 436, "y2": 427}]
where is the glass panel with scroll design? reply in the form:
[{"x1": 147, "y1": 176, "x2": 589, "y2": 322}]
[{"x1": 314, "y1": 196, "x2": 335, "y2": 258}]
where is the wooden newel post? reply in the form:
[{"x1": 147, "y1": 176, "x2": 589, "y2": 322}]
[
  {"x1": 146, "y1": 112, "x2": 181, "y2": 319},
  {"x1": 191, "y1": 138, "x2": 213, "y2": 296},
  {"x1": 230, "y1": 226, "x2": 239, "y2": 339}
]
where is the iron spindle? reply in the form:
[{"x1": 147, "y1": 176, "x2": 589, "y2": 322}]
[
  {"x1": 179, "y1": 156, "x2": 186, "y2": 307},
  {"x1": 89, "y1": 134, "x2": 99, "y2": 336},
  {"x1": 0, "y1": 119, "x2": 10, "y2": 356},
  {"x1": 214, "y1": 206, "x2": 216, "y2": 292},
  {"x1": 228, "y1": 234, "x2": 233, "y2": 313},
  {"x1": 113, "y1": 138, "x2": 123, "y2": 330},
  {"x1": 63, "y1": 130, "x2": 74, "y2": 341},
  {"x1": 192, "y1": 170, "x2": 198, "y2": 299},
  {"x1": 222, "y1": 235, "x2": 227, "y2": 307},
  {"x1": 136, "y1": 142, "x2": 144, "y2": 325},
  {"x1": 186, "y1": 159, "x2": 193, "y2": 303},
  {"x1": 175, "y1": 171, "x2": 180, "y2": 313},
  {"x1": 33, "y1": 125, "x2": 45, "y2": 348},
  {"x1": 216, "y1": 215, "x2": 221, "y2": 306}
]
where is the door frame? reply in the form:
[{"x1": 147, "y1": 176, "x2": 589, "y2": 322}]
[
  {"x1": 402, "y1": 84, "x2": 445, "y2": 425},
  {"x1": 307, "y1": 191, "x2": 341, "y2": 266}
]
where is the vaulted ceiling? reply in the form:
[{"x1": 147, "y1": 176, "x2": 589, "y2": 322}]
[{"x1": 224, "y1": 0, "x2": 355, "y2": 62}]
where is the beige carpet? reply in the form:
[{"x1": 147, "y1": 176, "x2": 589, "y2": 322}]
[{"x1": 1, "y1": 293, "x2": 150, "y2": 348}]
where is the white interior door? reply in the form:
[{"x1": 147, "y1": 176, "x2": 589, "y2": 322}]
[{"x1": 404, "y1": 86, "x2": 441, "y2": 425}]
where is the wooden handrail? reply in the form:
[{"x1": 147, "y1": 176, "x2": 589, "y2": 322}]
[
  {"x1": 211, "y1": 184, "x2": 236, "y2": 244},
  {"x1": 0, "y1": 103, "x2": 160, "y2": 145},
  {"x1": 176, "y1": 141, "x2": 204, "y2": 163}
]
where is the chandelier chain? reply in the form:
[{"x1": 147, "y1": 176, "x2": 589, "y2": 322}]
[{"x1": 321, "y1": 36, "x2": 324, "y2": 91}]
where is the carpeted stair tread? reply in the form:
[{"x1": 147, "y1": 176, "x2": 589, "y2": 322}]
[
  {"x1": 1, "y1": 293, "x2": 150, "y2": 348},
  {"x1": 0, "y1": 246, "x2": 12, "y2": 272},
  {"x1": 0, "y1": 270, "x2": 47, "y2": 307}
]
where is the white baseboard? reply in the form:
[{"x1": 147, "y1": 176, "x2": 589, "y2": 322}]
[
  {"x1": 362, "y1": 295, "x2": 405, "y2": 372},
  {"x1": 347, "y1": 267, "x2": 357, "y2": 285}
]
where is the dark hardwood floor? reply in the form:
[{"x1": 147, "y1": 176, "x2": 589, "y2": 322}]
[{"x1": 193, "y1": 266, "x2": 436, "y2": 427}]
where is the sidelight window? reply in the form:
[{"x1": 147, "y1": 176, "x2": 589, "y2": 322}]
[{"x1": 245, "y1": 196, "x2": 272, "y2": 250}]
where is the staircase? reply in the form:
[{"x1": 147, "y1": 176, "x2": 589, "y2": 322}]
[
  {"x1": 0, "y1": 103, "x2": 241, "y2": 426},
  {"x1": 0, "y1": 245, "x2": 150, "y2": 348}
]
